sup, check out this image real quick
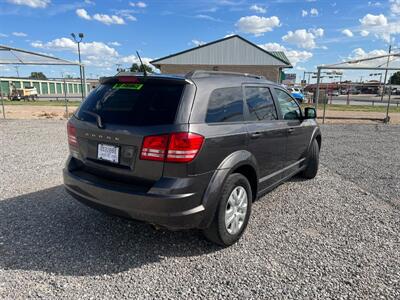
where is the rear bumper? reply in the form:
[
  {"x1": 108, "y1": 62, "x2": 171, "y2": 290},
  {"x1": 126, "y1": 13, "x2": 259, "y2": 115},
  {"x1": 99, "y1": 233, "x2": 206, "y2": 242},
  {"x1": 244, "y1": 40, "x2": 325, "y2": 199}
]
[{"x1": 63, "y1": 166, "x2": 213, "y2": 230}]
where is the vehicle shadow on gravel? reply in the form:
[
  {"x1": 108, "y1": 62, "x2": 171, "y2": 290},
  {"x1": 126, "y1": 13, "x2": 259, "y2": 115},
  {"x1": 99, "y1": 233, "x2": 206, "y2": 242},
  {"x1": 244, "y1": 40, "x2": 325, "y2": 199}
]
[{"x1": 0, "y1": 186, "x2": 221, "y2": 276}]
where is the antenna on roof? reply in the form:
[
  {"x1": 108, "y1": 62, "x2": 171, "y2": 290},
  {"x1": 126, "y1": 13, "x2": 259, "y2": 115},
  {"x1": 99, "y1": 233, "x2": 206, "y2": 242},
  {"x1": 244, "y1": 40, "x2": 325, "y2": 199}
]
[{"x1": 136, "y1": 50, "x2": 147, "y2": 77}]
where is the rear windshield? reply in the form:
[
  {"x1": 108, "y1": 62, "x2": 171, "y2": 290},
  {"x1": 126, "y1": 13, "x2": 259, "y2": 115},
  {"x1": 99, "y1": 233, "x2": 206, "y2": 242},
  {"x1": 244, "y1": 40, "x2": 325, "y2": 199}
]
[{"x1": 76, "y1": 82, "x2": 184, "y2": 126}]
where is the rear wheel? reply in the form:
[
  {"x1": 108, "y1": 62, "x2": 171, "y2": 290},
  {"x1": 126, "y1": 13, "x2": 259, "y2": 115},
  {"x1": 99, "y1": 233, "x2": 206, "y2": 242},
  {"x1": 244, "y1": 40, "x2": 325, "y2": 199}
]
[
  {"x1": 301, "y1": 139, "x2": 319, "y2": 179},
  {"x1": 203, "y1": 173, "x2": 252, "y2": 246}
]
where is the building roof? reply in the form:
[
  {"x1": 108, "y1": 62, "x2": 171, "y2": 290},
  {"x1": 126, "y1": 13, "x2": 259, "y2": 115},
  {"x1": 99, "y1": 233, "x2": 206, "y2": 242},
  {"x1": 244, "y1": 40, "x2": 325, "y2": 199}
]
[{"x1": 151, "y1": 35, "x2": 292, "y2": 68}]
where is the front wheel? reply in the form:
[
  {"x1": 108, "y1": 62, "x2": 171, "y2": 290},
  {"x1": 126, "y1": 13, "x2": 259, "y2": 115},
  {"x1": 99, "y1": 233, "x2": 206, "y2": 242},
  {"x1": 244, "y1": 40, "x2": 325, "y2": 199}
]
[
  {"x1": 301, "y1": 139, "x2": 320, "y2": 179},
  {"x1": 203, "y1": 173, "x2": 252, "y2": 246}
]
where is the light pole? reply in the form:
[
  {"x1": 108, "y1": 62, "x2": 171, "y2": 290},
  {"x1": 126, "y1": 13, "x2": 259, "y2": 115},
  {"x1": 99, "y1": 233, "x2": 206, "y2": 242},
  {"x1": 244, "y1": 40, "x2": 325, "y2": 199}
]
[{"x1": 71, "y1": 32, "x2": 85, "y2": 101}]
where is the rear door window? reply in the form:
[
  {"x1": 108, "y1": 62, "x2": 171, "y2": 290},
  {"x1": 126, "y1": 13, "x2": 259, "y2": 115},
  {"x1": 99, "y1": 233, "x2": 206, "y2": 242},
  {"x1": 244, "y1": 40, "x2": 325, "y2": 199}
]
[
  {"x1": 205, "y1": 87, "x2": 244, "y2": 123},
  {"x1": 244, "y1": 86, "x2": 278, "y2": 121},
  {"x1": 76, "y1": 82, "x2": 184, "y2": 126}
]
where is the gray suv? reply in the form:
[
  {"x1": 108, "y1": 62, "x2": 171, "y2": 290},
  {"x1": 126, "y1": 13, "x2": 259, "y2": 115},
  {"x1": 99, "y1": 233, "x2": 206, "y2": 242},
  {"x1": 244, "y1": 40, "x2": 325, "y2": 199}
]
[{"x1": 63, "y1": 71, "x2": 321, "y2": 246}]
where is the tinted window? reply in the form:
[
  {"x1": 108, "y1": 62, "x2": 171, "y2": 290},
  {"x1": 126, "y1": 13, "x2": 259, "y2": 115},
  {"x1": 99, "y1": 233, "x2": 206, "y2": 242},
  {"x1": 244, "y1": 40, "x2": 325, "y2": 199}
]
[
  {"x1": 244, "y1": 86, "x2": 277, "y2": 121},
  {"x1": 275, "y1": 89, "x2": 301, "y2": 120},
  {"x1": 206, "y1": 87, "x2": 244, "y2": 123},
  {"x1": 76, "y1": 82, "x2": 184, "y2": 126}
]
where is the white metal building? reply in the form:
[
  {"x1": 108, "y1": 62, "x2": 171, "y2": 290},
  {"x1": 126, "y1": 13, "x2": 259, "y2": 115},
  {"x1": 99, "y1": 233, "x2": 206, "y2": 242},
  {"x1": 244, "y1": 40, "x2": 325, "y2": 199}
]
[{"x1": 151, "y1": 35, "x2": 292, "y2": 82}]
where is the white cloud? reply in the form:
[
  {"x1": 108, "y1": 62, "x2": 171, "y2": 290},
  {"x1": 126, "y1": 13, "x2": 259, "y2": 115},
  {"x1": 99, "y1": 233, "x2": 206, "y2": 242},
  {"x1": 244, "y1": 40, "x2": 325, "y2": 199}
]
[
  {"x1": 0, "y1": 33, "x2": 8, "y2": 37},
  {"x1": 368, "y1": 1, "x2": 382, "y2": 6},
  {"x1": 310, "y1": 28, "x2": 324, "y2": 37},
  {"x1": 390, "y1": 0, "x2": 400, "y2": 14},
  {"x1": 195, "y1": 14, "x2": 221, "y2": 21},
  {"x1": 342, "y1": 29, "x2": 354, "y2": 37},
  {"x1": 360, "y1": 30, "x2": 370, "y2": 37},
  {"x1": 93, "y1": 13, "x2": 125, "y2": 25},
  {"x1": 359, "y1": 14, "x2": 387, "y2": 26},
  {"x1": 76, "y1": 9, "x2": 126, "y2": 25},
  {"x1": 349, "y1": 48, "x2": 387, "y2": 60},
  {"x1": 249, "y1": 4, "x2": 266, "y2": 14},
  {"x1": 76, "y1": 8, "x2": 91, "y2": 20},
  {"x1": 12, "y1": 32, "x2": 27, "y2": 37},
  {"x1": 191, "y1": 39, "x2": 206, "y2": 46},
  {"x1": 235, "y1": 15, "x2": 280, "y2": 36},
  {"x1": 118, "y1": 55, "x2": 156, "y2": 71},
  {"x1": 282, "y1": 28, "x2": 323, "y2": 49},
  {"x1": 259, "y1": 42, "x2": 313, "y2": 66},
  {"x1": 301, "y1": 10, "x2": 308, "y2": 17},
  {"x1": 7, "y1": 0, "x2": 50, "y2": 8},
  {"x1": 347, "y1": 48, "x2": 388, "y2": 67},
  {"x1": 31, "y1": 38, "x2": 119, "y2": 57},
  {"x1": 30, "y1": 37, "x2": 157, "y2": 71},
  {"x1": 359, "y1": 13, "x2": 400, "y2": 42},
  {"x1": 310, "y1": 8, "x2": 319, "y2": 16},
  {"x1": 108, "y1": 41, "x2": 121, "y2": 46},
  {"x1": 114, "y1": 9, "x2": 137, "y2": 21},
  {"x1": 129, "y1": 1, "x2": 146, "y2": 8}
]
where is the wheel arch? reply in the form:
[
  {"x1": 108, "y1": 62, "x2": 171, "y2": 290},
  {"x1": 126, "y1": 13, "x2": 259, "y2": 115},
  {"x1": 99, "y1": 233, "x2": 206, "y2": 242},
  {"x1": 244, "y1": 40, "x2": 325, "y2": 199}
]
[{"x1": 199, "y1": 150, "x2": 259, "y2": 228}]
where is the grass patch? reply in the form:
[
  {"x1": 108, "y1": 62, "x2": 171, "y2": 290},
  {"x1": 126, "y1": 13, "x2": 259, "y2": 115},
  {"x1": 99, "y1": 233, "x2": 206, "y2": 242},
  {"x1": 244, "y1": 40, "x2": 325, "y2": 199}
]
[
  {"x1": 302, "y1": 103, "x2": 400, "y2": 113},
  {"x1": 2, "y1": 100, "x2": 81, "y2": 107},
  {"x1": 320, "y1": 104, "x2": 400, "y2": 113}
]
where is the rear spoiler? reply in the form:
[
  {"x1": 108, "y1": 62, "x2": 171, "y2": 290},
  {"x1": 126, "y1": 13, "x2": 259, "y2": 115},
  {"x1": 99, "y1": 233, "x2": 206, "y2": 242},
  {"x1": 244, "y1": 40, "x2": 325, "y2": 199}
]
[{"x1": 100, "y1": 74, "x2": 191, "y2": 85}]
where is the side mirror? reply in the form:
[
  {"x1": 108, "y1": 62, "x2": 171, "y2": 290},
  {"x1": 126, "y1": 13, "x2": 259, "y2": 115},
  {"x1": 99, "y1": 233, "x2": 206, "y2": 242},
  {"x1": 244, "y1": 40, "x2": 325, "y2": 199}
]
[{"x1": 304, "y1": 107, "x2": 317, "y2": 119}]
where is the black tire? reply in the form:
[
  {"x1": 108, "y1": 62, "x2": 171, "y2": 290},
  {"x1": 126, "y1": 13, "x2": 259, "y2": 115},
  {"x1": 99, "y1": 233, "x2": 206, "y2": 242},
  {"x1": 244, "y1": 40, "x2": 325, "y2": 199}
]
[
  {"x1": 301, "y1": 139, "x2": 319, "y2": 179},
  {"x1": 203, "y1": 173, "x2": 252, "y2": 246}
]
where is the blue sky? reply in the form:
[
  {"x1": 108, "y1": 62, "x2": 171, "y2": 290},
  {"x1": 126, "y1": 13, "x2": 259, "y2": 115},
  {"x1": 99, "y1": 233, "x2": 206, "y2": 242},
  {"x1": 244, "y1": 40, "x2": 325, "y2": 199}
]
[{"x1": 0, "y1": 0, "x2": 399, "y2": 82}]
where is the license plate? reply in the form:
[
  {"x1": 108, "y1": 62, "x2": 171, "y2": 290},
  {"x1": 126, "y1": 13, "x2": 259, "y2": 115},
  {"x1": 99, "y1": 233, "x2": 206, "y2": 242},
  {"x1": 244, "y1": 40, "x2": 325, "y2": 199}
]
[{"x1": 97, "y1": 143, "x2": 119, "y2": 163}]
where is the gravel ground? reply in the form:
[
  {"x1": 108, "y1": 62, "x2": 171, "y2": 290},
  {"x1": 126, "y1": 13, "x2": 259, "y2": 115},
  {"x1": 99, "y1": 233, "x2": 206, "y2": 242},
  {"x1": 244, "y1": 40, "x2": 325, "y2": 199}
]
[{"x1": 0, "y1": 120, "x2": 399, "y2": 299}]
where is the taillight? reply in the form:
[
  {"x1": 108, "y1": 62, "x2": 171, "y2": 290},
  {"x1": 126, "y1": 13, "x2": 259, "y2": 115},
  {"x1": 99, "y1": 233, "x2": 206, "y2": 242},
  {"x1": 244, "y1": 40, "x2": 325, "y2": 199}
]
[
  {"x1": 67, "y1": 122, "x2": 78, "y2": 147},
  {"x1": 140, "y1": 132, "x2": 204, "y2": 163},
  {"x1": 166, "y1": 132, "x2": 204, "y2": 163},
  {"x1": 140, "y1": 134, "x2": 169, "y2": 161}
]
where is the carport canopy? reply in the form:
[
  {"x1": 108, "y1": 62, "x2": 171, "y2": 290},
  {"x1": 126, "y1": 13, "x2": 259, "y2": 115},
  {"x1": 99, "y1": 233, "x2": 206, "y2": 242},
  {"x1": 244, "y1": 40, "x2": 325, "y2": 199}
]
[
  {"x1": 314, "y1": 52, "x2": 400, "y2": 123},
  {"x1": 0, "y1": 44, "x2": 86, "y2": 119},
  {"x1": 0, "y1": 44, "x2": 80, "y2": 65}
]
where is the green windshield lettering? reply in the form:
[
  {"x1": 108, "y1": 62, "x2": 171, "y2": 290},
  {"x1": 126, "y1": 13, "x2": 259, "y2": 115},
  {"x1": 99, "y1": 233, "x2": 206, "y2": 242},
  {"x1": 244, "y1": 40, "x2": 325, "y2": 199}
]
[{"x1": 112, "y1": 83, "x2": 143, "y2": 90}]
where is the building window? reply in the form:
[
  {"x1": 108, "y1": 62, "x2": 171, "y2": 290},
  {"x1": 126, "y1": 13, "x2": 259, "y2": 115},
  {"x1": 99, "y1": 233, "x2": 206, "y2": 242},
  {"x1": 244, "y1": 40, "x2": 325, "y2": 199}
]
[
  {"x1": 49, "y1": 83, "x2": 56, "y2": 94},
  {"x1": 41, "y1": 82, "x2": 49, "y2": 94},
  {"x1": 12, "y1": 81, "x2": 21, "y2": 89},
  {"x1": 56, "y1": 83, "x2": 62, "y2": 94},
  {"x1": 1, "y1": 81, "x2": 10, "y2": 95}
]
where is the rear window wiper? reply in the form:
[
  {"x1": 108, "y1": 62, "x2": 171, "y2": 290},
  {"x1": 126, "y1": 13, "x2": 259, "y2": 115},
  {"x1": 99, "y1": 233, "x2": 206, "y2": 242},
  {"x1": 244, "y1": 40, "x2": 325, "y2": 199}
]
[{"x1": 82, "y1": 110, "x2": 105, "y2": 129}]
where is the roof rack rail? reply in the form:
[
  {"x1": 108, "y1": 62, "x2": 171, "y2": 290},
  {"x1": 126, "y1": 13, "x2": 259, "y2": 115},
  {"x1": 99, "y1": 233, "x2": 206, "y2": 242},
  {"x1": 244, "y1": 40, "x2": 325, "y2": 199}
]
[{"x1": 185, "y1": 70, "x2": 265, "y2": 80}]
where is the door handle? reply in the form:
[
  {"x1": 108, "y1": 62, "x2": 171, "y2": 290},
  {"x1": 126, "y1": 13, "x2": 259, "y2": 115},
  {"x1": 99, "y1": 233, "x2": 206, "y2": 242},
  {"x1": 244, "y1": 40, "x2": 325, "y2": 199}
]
[
  {"x1": 250, "y1": 132, "x2": 262, "y2": 139},
  {"x1": 288, "y1": 128, "x2": 295, "y2": 134}
]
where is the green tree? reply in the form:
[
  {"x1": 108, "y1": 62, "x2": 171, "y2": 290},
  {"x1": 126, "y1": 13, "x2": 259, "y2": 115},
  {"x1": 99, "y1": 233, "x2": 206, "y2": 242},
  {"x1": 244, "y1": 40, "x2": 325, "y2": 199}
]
[
  {"x1": 389, "y1": 71, "x2": 400, "y2": 85},
  {"x1": 130, "y1": 63, "x2": 153, "y2": 73},
  {"x1": 29, "y1": 72, "x2": 47, "y2": 80}
]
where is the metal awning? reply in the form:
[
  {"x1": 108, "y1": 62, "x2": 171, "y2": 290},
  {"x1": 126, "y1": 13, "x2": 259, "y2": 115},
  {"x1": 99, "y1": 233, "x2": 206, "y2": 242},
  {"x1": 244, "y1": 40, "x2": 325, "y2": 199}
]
[
  {"x1": 314, "y1": 51, "x2": 400, "y2": 124},
  {"x1": 0, "y1": 44, "x2": 86, "y2": 119},
  {"x1": 0, "y1": 44, "x2": 80, "y2": 66}
]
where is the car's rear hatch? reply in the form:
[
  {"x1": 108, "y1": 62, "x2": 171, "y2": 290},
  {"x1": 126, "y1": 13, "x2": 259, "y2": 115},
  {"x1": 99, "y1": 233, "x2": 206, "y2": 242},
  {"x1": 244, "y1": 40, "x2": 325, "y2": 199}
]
[{"x1": 68, "y1": 75, "x2": 191, "y2": 187}]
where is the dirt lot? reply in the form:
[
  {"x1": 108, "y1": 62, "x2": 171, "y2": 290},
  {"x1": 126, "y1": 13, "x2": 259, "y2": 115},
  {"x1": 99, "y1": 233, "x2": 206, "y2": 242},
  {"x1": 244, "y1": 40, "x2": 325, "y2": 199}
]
[
  {"x1": 0, "y1": 120, "x2": 399, "y2": 299},
  {"x1": 2, "y1": 104, "x2": 400, "y2": 124}
]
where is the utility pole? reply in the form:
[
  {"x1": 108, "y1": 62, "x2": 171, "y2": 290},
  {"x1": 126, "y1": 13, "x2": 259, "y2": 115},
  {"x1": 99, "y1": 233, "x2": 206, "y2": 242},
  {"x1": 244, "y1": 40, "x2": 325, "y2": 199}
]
[
  {"x1": 381, "y1": 45, "x2": 391, "y2": 103},
  {"x1": 14, "y1": 66, "x2": 20, "y2": 77},
  {"x1": 71, "y1": 32, "x2": 85, "y2": 101}
]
